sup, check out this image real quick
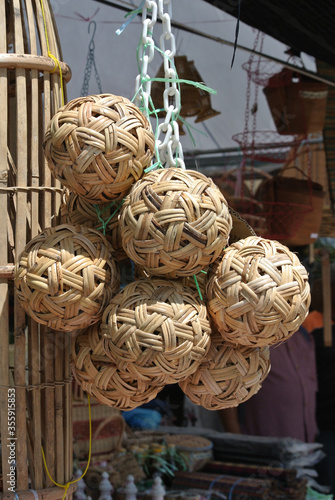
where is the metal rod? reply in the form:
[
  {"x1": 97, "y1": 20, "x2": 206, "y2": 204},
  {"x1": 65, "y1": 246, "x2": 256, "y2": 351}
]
[
  {"x1": 92, "y1": 0, "x2": 335, "y2": 87},
  {"x1": 184, "y1": 136, "x2": 324, "y2": 158}
]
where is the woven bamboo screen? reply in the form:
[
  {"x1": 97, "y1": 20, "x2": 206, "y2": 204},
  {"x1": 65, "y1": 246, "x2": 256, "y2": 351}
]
[{"x1": 0, "y1": 0, "x2": 72, "y2": 496}]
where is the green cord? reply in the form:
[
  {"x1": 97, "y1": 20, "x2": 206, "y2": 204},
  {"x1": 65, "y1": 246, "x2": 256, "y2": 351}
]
[
  {"x1": 193, "y1": 274, "x2": 203, "y2": 301},
  {"x1": 94, "y1": 199, "x2": 124, "y2": 235}
]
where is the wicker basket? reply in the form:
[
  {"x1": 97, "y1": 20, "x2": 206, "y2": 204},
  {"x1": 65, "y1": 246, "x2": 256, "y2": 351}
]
[
  {"x1": 206, "y1": 236, "x2": 311, "y2": 347},
  {"x1": 232, "y1": 131, "x2": 301, "y2": 164},
  {"x1": 255, "y1": 167, "x2": 325, "y2": 245},
  {"x1": 213, "y1": 170, "x2": 267, "y2": 236},
  {"x1": 263, "y1": 69, "x2": 328, "y2": 135},
  {"x1": 73, "y1": 398, "x2": 125, "y2": 460},
  {"x1": 179, "y1": 333, "x2": 270, "y2": 410},
  {"x1": 101, "y1": 278, "x2": 212, "y2": 386},
  {"x1": 15, "y1": 224, "x2": 120, "y2": 332},
  {"x1": 44, "y1": 94, "x2": 155, "y2": 204},
  {"x1": 151, "y1": 56, "x2": 220, "y2": 121},
  {"x1": 61, "y1": 191, "x2": 127, "y2": 260},
  {"x1": 120, "y1": 168, "x2": 232, "y2": 278},
  {"x1": 164, "y1": 434, "x2": 213, "y2": 471},
  {"x1": 72, "y1": 324, "x2": 164, "y2": 411}
]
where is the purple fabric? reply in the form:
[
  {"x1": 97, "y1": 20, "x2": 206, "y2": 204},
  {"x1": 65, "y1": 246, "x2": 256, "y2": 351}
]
[{"x1": 242, "y1": 330, "x2": 318, "y2": 443}]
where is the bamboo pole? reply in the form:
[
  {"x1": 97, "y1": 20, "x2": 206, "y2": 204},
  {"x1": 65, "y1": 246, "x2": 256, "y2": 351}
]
[
  {"x1": 26, "y1": 0, "x2": 43, "y2": 488},
  {"x1": 45, "y1": 1, "x2": 64, "y2": 223},
  {"x1": 54, "y1": 334, "x2": 65, "y2": 484},
  {"x1": 63, "y1": 333, "x2": 72, "y2": 482},
  {"x1": 0, "y1": 54, "x2": 71, "y2": 81},
  {"x1": 12, "y1": 0, "x2": 29, "y2": 490},
  {"x1": 0, "y1": 2, "x2": 10, "y2": 487},
  {"x1": 1, "y1": 483, "x2": 77, "y2": 500},
  {"x1": 0, "y1": 0, "x2": 71, "y2": 491},
  {"x1": 41, "y1": 329, "x2": 56, "y2": 488},
  {"x1": 35, "y1": 2, "x2": 59, "y2": 488}
]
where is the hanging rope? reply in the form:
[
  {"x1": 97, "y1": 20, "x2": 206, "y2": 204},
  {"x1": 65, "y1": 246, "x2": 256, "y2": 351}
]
[
  {"x1": 230, "y1": 0, "x2": 241, "y2": 68},
  {"x1": 42, "y1": 395, "x2": 92, "y2": 500},
  {"x1": 40, "y1": 0, "x2": 65, "y2": 106},
  {"x1": 81, "y1": 21, "x2": 103, "y2": 96}
]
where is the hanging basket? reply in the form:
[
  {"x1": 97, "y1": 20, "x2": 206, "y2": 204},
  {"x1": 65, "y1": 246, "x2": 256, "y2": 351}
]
[
  {"x1": 61, "y1": 192, "x2": 127, "y2": 260},
  {"x1": 120, "y1": 168, "x2": 232, "y2": 278},
  {"x1": 206, "y1": 236, "x2": 311, "y2": 347},
  {"x1": 227, "y1": 197, "x2": 267, "y2": 237},
  {"x1": 212, "y1": 170, "x2": 267, "y2": 236},
  {"x1": 179, "y1": 333, "x2": 270, "y2": 410},
  {"x1": 228, "y1": 207, "x2": 257, "y2": 243},
  {"x1": 255, "y1": 167, "x2": 325, "y2": 245},
  {"x1": 43, "y1": 94, "x2": 156, "y2": 204},
  {"x1": 212, "y1": 170, "x2": 251, "y2": 200},
  {"x1": 14, "y1": 224, "x2": 120, "y2": 332},
  {"x1": 101, "y1": 279, "x2": 211, "y2": 386},
  {"x1": 242, "y1": 59, "x2": 283, "y2": 87},
  {"x1": 232, "y1": 131, "x2": 302, "y2": 164},
  {"x1": 263, "y1": 69, "x2": 328, "y2": 135},
  {"x1": 151, "y1": 55, "x2": 220, "y2": 121},
  {"x1": 72, "y1": 324, "x2": 164, "y2": 411}
]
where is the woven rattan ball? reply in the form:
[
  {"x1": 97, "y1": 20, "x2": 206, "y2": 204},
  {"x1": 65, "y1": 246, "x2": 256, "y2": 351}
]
[
  {"x1": 44, "y1": 94, "x2": 155, "y2": 203},
  {"x1": 179, "y1": 333, "x2": 270, "y2": 410},
  {"x1": 14, "y1": 224, "x2": 120, "y2": 332},
  {"x1": 207, "y1": 236, "x2": 311, "y2": 347},
  {"x1": 72, "y1": 323, "x2": 163, "y2": 410},
  {"x1": 61, "y1": 192, "x2": 126, "y2": 260},
  {"x1": 101, "y1": 278, "x2": 212, "y2": 386},
  {"x1": 120, "y1": 168, "x2": 232, "y2": 278},
  {"x1": 136, "y1": 265, "x2": 208, "y2": 300}
]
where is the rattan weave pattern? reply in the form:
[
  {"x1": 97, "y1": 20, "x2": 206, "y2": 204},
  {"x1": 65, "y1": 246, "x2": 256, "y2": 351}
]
[
  {"x1": 44, "y1": 94, "x2": 155, "y2": 204},
  {"x1": 15, "y1": 224, "x2": 119, "y2": 332},
  {"x1": 101, "y1": 278, "x2": 212, "y2": 386},
  {"x1": 61, "y1": 192, "x2": 126, "y2": 260},
  {"x1": 135, "y1": 265, "x2": 208, "y2": 299},
  {"x1": 120, "y1": 168, "x2": 232, "y2": 278},
  {"x1": 179, "y1": 333, "x2": 270, "y2": 410},
  {"x1": 71, "y1": 324, "x2": 163, "y2": 410},
  {"x1": 206, "y1": 236, "x2": 310, "y2": 347}
]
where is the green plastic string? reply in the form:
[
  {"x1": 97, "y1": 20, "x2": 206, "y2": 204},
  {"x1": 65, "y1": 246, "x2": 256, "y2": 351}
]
[
  {"x1": 142, "y1": 76, "x2": 217, "y2": 95},
  {"x1": 200, "y1": 270, "x2": 208, "y2": 274},
  {"x1": 130, "y1": 10, "x2": 219, "y2": 172},
  {"x1": 116, "y1": 0, "x2": 146, "y2": 36},
  {"x1": 178, "y1": 115, "x2": 208, "y2": 148},
  {"x1": 193, "y1": 274, "x2": 203, "y2": 301},
  {"x1": 94, "y1": 199, "x2": 124, "y2": 235},
  {"x1": 144, "y1": 161, "x2": 163, "y2": 173},
  {"x1": 133, "y1": 39, "x2": 218, "y2": 167}
]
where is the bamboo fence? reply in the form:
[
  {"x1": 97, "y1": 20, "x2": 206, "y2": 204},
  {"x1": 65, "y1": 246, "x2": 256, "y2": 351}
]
[{"x1": 0, "y1": 0, "x2": 73, "y2": 497}]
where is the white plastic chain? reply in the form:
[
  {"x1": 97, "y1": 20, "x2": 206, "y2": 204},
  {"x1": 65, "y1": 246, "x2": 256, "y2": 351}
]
[{"x1": 135, "y1": 0, "x2": 185, "y2": 169}]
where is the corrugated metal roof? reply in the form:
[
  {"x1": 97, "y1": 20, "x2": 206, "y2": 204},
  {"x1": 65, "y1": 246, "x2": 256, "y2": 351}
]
[{"x1": 204, "y1": 0, "x2": 335, "y2": 66}]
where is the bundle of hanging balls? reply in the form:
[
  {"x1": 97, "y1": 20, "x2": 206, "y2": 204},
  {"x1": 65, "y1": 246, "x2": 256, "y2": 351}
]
[{"x1": 14, "y1": 93, "x2": 311, "y2": 412}]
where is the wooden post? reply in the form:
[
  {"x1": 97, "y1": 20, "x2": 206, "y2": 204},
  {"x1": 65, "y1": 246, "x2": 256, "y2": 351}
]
[{"x1": 321, "y1": 252, "x2": 333, "y2": 347}]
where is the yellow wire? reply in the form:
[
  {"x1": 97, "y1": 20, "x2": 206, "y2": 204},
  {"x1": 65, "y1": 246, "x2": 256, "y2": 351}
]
[
  {"x1": 42, "y1": 394, "x2": 92, "y2": 500},
  {"x1": 40, "y1": 0, "x2": 65, "y2": 106}
]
